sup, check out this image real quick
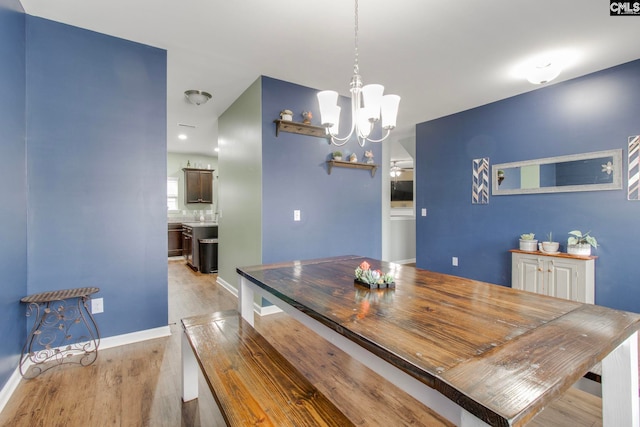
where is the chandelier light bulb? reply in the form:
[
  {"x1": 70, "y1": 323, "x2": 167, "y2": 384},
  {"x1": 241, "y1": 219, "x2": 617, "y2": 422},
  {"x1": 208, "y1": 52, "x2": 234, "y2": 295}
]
[
  {"x1": 362, "y1": 84, "x2": 384, "y2": 121},
  {"x1": 381, "y1": 95, "x2": 401, "y2": 129}
]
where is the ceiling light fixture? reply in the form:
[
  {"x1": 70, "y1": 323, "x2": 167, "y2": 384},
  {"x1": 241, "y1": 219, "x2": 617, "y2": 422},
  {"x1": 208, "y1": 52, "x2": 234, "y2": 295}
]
[
  {"x1": 390, "y1": 161, "x2": 402, "y2": 178},
  {"x1": 184, "y1": 90, "x2": 212, "y2": 106},
  {"x1": 317, "y1": 0, "x2": 400, "y2": 147},
  {"x1": 526, "y1": 62, "x2": 562, "y2": 85}
]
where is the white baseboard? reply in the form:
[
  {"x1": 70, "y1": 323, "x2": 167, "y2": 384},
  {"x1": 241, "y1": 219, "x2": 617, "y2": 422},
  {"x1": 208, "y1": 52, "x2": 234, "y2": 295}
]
[
  {"x1": 98, "y1": 325, "x2": 171, "y2": 351},
  {"x1": 0, "y1": 364, "x2": 24, "y2": 415},
  {"x1": 392, "y1": 258, "x2": 416, "y2": 265},
  {"x1": 256, "y1": 303, "x2": 282, "y2": 316},
  {"x1": 216, "y1": 276, "x2": 238, "y2": 298},
  {"x1": 0, "y1": 325, "x2": 171, "y2": 414},
  {"x1": 217, "y1": 276, "x2": 281, "y2": 316}
]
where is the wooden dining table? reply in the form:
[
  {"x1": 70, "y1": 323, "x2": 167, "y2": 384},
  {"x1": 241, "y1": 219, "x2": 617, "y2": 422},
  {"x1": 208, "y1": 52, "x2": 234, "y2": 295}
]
[{"x1": 236, "y1": 255, "x2": 639, "y2": 427}]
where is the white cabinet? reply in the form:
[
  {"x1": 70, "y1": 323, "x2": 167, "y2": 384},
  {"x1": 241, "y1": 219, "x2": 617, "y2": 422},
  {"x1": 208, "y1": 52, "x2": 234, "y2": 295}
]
[{"x1": 511, "y1": 250, "x2": 595, "y2": 303}]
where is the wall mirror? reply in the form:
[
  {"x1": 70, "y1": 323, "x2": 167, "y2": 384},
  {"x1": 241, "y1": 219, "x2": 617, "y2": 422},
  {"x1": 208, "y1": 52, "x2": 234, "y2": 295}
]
[{"x1": 492, "y1": 149, "x2": 623, "y2": 195}]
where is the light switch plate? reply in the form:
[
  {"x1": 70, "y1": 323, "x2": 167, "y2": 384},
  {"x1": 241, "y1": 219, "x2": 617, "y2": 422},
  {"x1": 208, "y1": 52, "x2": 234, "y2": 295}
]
[
  {"x1": 421, "y1": 208, "x2": 427, "y2": 217},
  {"x1": 91, "y1": 298, "x2": 104, "y2": 314},
  {"x1": 452, "y1": 257, "x2": 458, "y2": 267},
  {"x1": 294, "y1": 210, "x2": 301, "y2": 221}
]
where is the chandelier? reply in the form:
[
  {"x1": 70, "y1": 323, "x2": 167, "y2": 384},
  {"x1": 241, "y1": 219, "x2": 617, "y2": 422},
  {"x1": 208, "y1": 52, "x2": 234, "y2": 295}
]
[{"x1": 317, "y1": 0, "x2": 400, "y2": 147}]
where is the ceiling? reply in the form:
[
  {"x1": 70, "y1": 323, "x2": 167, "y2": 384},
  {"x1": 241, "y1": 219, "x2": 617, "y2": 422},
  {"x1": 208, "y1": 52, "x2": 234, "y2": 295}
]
[{"x1": 21, "y1": 1, "x2": 640, "y2": 159}]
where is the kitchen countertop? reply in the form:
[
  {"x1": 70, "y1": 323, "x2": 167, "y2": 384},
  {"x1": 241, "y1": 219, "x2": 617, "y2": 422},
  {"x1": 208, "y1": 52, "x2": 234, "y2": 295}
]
[{"x1": 180, "y1": 222, "x2": 218, "y2": 227}]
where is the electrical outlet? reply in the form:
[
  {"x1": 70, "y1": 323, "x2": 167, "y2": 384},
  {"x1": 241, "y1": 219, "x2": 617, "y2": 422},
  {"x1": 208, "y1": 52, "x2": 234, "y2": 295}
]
[
  {"x1": 294, "y1": 210, "x2": 301, "y2": 221},
  {"x1": 452, "y1": 257, "x2": 459, "y2": 267},
  {"x1": 421, "y1": 208, "x2": 427, "y2": 217},
  {"x1": 91, "y1": 298, "x2": 104, "y2": 314}
]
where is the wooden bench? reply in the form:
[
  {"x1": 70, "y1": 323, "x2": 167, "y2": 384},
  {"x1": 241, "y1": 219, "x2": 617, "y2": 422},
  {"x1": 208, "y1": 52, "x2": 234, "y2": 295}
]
[{"x1": 181, "y1": 310, "x2": 354, "y2": 426}]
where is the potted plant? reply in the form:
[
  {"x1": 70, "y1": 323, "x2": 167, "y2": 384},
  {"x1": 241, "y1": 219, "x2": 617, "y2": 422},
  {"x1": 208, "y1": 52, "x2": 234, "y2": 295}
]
[
  {"x1": 280, "y1": 109, "x2": 293, "y2": 121},
  {"x1": 567, "y1": 230, "x2": 597, "y2": 256},
  {"x1": 541, "y1": 232, "x2": 559, "y2": 253},
  {"x1": 332, "y1": 151, "x2": 343, "y2": 161},
  {"x1": 519, "y1": 233, "x2": 537, "y2": 252}
]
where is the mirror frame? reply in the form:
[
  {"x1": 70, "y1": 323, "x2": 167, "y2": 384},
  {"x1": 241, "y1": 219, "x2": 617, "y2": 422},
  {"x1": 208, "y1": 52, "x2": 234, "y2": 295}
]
[{"x1": 492, "y1": 149, "x2": 623, "y2": 195}]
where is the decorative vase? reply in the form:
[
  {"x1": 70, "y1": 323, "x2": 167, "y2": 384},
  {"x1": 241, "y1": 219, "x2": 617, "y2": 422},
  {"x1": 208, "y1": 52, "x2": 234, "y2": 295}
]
[
  {"x1": 541, "y1": 241, "x2": 560, "y2": 253},
  {"x1": 567, "y1": 243, "x2": 591, "y2": 256},
  {"x1": 519, "y1": 239, "x2": 538, "y2": 252}
]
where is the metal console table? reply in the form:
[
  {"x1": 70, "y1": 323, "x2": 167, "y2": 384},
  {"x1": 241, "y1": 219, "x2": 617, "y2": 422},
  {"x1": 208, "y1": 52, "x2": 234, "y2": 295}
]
[{"x1": 20, "y1": 287, "x2": 101, "y2": 378}]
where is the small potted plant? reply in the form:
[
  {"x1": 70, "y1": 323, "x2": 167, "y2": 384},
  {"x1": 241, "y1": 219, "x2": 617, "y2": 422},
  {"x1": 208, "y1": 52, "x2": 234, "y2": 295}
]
[
  {"x1": 541, "y1": 232, "x2": 559, "y2": 253},
  {"x1": 519, "y1": 233, "x2": 537, "y2": 252},
  {"x1": 567, "y1": 230, "x2": 597, "y2": 256},
  {"x1": 332, "y1": 151, "x2": 343, "y2": 161},
  {"x1": 280, "y1": 109, "x2": 293, "y2": 121}
]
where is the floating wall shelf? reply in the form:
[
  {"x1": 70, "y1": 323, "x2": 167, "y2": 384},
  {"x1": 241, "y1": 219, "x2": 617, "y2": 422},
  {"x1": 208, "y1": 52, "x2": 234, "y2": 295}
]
[
  {"x1": 326, "y1": 160, "x2": 378, "y2": 177},
  {"x1": 274, "y1": 120, "x2": 329, "y2": 139}
]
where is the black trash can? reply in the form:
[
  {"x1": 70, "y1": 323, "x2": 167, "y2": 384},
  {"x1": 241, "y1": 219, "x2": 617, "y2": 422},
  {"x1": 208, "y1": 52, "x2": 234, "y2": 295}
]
[{"x1": 199, "y1": 238, "x2": 218, "y2": 273}]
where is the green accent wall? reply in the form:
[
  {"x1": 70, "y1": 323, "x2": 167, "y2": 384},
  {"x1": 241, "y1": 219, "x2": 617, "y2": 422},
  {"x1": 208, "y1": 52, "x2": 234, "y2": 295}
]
[{"x1": 217, "y1": 78, "x2": 263, "y2": 291}]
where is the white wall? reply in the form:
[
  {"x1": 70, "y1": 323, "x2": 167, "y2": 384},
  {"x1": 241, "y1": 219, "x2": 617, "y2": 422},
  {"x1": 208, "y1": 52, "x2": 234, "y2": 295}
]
[
  {"x1": 384, "y1": 137, "x2": 417, "y2": 264},
  {"x1": 389, "y1": 217, "x2": 416, "y2": 263}
]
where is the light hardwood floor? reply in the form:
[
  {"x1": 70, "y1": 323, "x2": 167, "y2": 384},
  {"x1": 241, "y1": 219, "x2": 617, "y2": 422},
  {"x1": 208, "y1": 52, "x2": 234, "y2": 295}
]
[{"x1": 0, "y1": 260, "x2": 636, "y2": 426}]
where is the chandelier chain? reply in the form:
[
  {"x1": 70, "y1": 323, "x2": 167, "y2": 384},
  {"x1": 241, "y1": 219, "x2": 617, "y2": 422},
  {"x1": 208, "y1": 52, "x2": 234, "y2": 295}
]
[{"x1": 353, "y1": 0, "x2": 359, "y2": 75}]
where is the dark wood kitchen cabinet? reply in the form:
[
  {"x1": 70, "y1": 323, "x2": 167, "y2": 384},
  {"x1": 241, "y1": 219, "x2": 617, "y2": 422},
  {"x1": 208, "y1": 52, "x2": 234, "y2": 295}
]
[
  {"x1": 183, "y1": 168, "x2": 213, "y2": 204},
  {"x1": 168, "y1": 223, "x2": 183, "y2": 257}
]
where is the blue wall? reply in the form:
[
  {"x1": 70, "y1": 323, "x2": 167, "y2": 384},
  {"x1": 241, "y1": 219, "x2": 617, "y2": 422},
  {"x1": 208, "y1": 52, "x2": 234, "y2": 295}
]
[
  {"x1": 0, "y1": 0, "x2": 26, "y2": 390},
  {"x1": 25, "y1": 18, "x2": 168, "y2": 337},
  {"x1": 416, "y1": 59, "x2": 640, "y2": 313},
  {"x1": 261, "y1": 76, "x2": 382, "y2": 263}
]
